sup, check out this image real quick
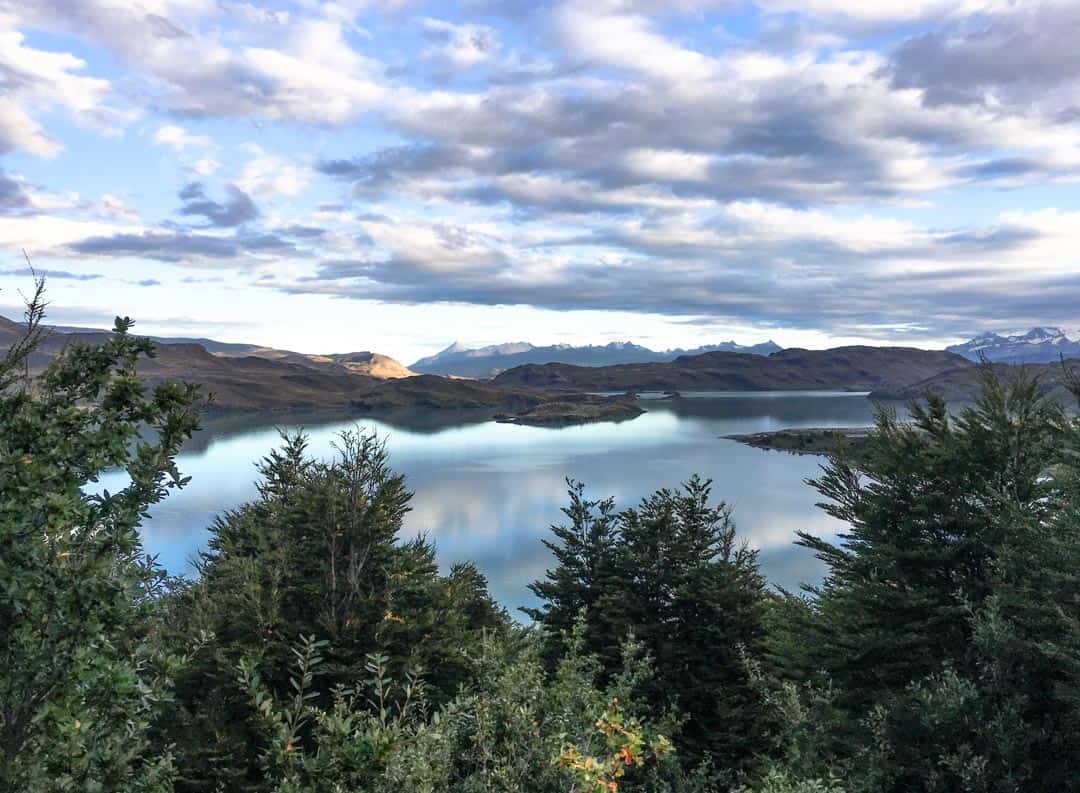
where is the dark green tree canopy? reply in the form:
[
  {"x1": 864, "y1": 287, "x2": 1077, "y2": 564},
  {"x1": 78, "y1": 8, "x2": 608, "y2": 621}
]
[{"x1": 528, "y1": 475, "x2": 772, "y2": 781}]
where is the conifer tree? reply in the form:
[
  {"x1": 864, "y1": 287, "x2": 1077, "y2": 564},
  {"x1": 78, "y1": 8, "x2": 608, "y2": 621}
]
[
  {"x1": 529, "y1": 476, "x2": 771, "y2": 780},
  {"x1": 797, "y1": 371, "x2": 1065, "y2": 712},
  {"x1": 0, "y1": 281, "x2": 199, "y2": 792},
  {"x1": 782, "y1": 369, "x2": 1080, "y2": 790},
  {"x1": 165, "y1": 428, "x2": 508, "y2": 791},
  {"x1": 523, "y1": 479, "x2": 620, "y2": 663}
]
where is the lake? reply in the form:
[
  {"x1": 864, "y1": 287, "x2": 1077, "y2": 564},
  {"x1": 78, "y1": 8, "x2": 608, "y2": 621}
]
[{"x1": 104, "y1": 391, "x2": 890, "y2": 613}]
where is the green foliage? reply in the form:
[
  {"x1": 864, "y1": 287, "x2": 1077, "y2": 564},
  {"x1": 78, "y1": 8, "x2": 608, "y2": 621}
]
[
  {"x1": 738, "y1": 769, "x2": 845, "y2": 793},
  {"x1": 528, "y1": 476, "x2": 772, "y2": 783},
  {"x1": 8, "y1": 288, "x2": 1080, "y2": 793},
  {"x1": 162, "y1": 427, "x2": 510, "y2": 790},
  {"x1": 232, "y1": 620, "x2": 690, "y2": 793},
  {"x1": 0, "y1": 282, "x2": 199, "y2": 792},
  {"x1": 556, "y1": 696, "x2": 674, "y2": 792},
  {"x1": 764, "y1": 367, "x2": 1080, "y2": 791}
]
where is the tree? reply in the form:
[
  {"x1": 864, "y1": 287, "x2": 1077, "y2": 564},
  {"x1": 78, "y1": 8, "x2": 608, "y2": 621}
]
[
  {"x1": 524, "y1": 479, "x2": 621, "y2": 665},
  {"x1": 529, "y1": 476, "x2": 772, "y2": 782},
  {"x1": 165, "y1": 428, "x2": 509, "y2": 791},
  {"x1": 796, "y1": 371, "x2": 1065, "y2": 710},
  {"x1": 779, "y1": 368, "x2": 1080, "y2": 791},
  {"x1": 0, "y1": 280, "x2": 200, "y2": 792},
  {"x1": 236, "y1": 623, "x2": 688, "y2": 793}
]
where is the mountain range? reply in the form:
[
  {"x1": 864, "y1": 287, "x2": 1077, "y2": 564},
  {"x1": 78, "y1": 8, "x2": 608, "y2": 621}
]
[
  {"x1": 0, "y1": 316, "x2": 635, "y2": 421},
  {"x1": 492, "y1": 347, "x2": 972, "y2": 394},
  {"x1": 9, "y1": 314, "x2": 1061, "y2": 417},
  {"x1": 411, "y1": 339, "x2": 782, "y2": 378},
  {"x1": 947, "y1": 327, "x2": 1080, "y2": 364}
]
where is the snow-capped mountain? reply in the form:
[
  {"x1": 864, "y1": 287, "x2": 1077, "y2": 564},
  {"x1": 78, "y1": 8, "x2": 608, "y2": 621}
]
[
  {"x1": 947, "y1": 327, "x2": 1080, "y2": 364},
  {"x1": 411, "y1": 339, "x2": 782, "y2": 378}
]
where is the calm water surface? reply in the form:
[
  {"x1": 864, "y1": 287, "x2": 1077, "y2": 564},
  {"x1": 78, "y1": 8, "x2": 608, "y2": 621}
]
[{"x1": 103, "y1": 392, "x2": 889, "y2": 612}]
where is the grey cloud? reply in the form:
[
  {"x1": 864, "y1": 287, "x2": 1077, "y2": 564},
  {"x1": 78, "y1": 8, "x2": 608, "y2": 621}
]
[
  {"x1": 180, "y1": 275, "x2": 225, "y2": 284},
  {"x1": 68, "y1": 229, "x2": 296, "y2": 262},
  {"x1": 145, "y1": 13, "x2": 189, "y2": 39},
  {"x1": 887, "y1": 5, "x2": 1080, "y2": 107},
  {"x1": 0, "y1": 266, "x2": 103, "y2": 281},
  {"x1": 348, "y1": 71, "x2": 1052, "y2": 215},
  {"x1": 0, "y1": 171, "x2": 31, "y2": 213},
  {"x1": 276, "y1": 225, "x2": 326, "y2": 239},
  {"x1": 268, "y1": 207, "x2": 1068, "y2": 343},
  {"x1": 178, "y1": 182, "x2": 259, "y2": 227}
]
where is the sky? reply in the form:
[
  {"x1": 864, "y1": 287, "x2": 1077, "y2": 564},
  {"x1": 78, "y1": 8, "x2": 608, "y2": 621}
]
[{"x1": 1, "y1": 0, "x2": 1079, "y2": 363}]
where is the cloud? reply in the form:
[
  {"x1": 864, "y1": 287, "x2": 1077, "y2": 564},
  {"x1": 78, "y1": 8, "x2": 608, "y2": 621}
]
[
  {"x1": 0, "y1": 170, "x2": 31, "y2": 213},
  {"x1": 153, "y1": 124, "x2": 212, "y2": 150},
  {"x1": 68, "y1": 228, "x2": 296, "y2": 263},
  {"x1": 97, "y1": 193, "x2": 139, "y2": 219},
  {"x1": 554, "y1": 3, "x2": 719, "y2": 83},
  {"x1": 887, "y1": 3, "x2": 1080, "y2": 108},
  {"x1": 6, "y1": 0, "x2": 1080, "y2": 344},
  {"x1": 0, "y1": 266, "x2": 103, "y2": 281},
  {"x1": 189, "y1": 157, "x2": 221, "y2": 177},
  {"x1": 0, "y1": 27, "x2": 115, "y2": 156},
  {"x1": 267, "y1": 202, "x2": 1080, "y2": 341},
  {"x1": 177, "y1": 182, "x2": 259, "y2": 227},
  {"x1": 234, "y1": 147, "x2": 312, "y2": 197},
  {"x1": 8, "y1": 3, "x2": 385, "y2": 126},
  {"x1": 421, "y1": 18, "x2": 500, "y2": 72}
]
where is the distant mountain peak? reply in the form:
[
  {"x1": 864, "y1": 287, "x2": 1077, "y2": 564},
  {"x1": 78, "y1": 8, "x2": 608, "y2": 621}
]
[
  {"x1": 410, "y1": 338, "x2": 784, "y2": 378},
  {"x1": 1020, "y1": 326, "x2": 1067, "y2": 342},
  {"x1": 948, "y1": 327, "x2": 1080, "y2": 364}
]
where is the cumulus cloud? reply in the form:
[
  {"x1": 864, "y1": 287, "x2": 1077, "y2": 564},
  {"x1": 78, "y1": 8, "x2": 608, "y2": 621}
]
[
  {"x1": 153, "y1": 124, "x2": 212, "y2": 150},
  {"x1": 234, "y1": 146, "x2": 312, "y2": 197},
  {"x1": 7, "y1": 1, "x2": 384, "y2": 125},
  {"x1": 0, "y1": 27, "x2": 115, "y2": 156},
  {"x1": 887, "y1": 3, "x2": 1080, "y2": 108}
]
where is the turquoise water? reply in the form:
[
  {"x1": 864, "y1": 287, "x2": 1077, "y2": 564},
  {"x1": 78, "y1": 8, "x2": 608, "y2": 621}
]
[{"x1": 101, "y1": 392, "x2": 886, "y2": 612}]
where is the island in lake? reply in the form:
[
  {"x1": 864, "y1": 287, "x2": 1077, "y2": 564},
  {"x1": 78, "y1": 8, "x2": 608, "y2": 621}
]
[{"x1": 724, "y1": 426, "x2": 877, "y2": 456}]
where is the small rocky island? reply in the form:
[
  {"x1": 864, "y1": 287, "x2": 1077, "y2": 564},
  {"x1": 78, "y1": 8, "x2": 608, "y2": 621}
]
[
  {"x1": 723, "y1": 426, "x2": 876, "y2": 456},
  {"x1": 495, "y1": 395, "x2": 645, "y2": 427}
]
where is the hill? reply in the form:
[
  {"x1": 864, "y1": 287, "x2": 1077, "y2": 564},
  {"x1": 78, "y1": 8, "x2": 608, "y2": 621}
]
[
  {"x1": 39, "y1": 320, "x2": 416, "y2": 378},
  {"x1": 870, "y1": 360, "x2": 1080, "y2": 402},
  {"x1": 492, "y1": 346, "x2": 972, "y2": 393},
  {"x1": 947, "y1": 327, "x2": 1080, "y2": 364},
  {"x1": 0, "y1": 318, "x2": 378, "y2": 412},
  {"x1": 0, "y1": 316, "x2": 632, "y2": 420},
  {"x1": 411, "y1": 339, "x2": 782, "y2": 378}
]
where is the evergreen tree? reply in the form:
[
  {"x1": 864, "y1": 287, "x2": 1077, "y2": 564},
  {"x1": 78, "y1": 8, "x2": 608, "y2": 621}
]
[
  {"x1": 165, "y1": 428, "x2": 509, "y2": 791},
  {"x1": 0, "y1": 282, "x2": 200, "y2": 792},
  {"x1": 523, "y1": 479, "x2": 621, "y2": 664},
  {"x1": 796, "y1": 371, "x2": 1065, "y2": 712},
  {"x1": 779, "y1": 368, "x2": 1080, "y2": 791},
  {"x1": 529, "y1": 476, "x2": 771, "y2": 782}
]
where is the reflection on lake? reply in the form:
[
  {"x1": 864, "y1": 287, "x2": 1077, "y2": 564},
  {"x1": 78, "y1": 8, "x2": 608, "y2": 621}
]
[{"x1": 102, "y1": 392, "x2": 890, "y2": 612}]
